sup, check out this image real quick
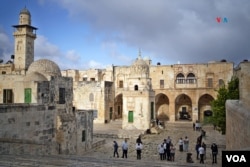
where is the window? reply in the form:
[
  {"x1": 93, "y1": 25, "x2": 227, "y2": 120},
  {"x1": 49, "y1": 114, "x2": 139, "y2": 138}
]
[
  {"x1": 119, "y1": 80, "x2": 123, "y2": 88},
  {"x1": 59, "y1": 88, "x2": 65, "y2": 104},
  {"x1": 186, "y1": 73, "x2": 196, "y2": 84},
  {"x1": 176, "y1": 73, "x2": 185, "y2": 84},
  {"x1": 207, "y1": 78, "x2": 213, "y2": 88},
  {"x1": 2, "y1": 71, "x2": 6, "y2": 74},
  {"x1": 83, "y1": 77, "x2": 87, "y2": 81},
  {"x1": 160, "y1": 80, "x2": 164, "y2": 89},
  {"x1": 3, "y1": 89, "x2": 13, "y2": 103},
  {"x1": 90, "y1": 78, "x2": 95, "y2": 81},
  {"x1": 134, "y1": 85, "x2": 138, "y2": 91},
  {"x1": 82, "y1": 130, "x2": 86, "y2": 142}
]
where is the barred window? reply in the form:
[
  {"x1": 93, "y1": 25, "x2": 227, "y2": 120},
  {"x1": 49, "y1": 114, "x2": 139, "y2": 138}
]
[
  {"x1": 176, "y1": 73, "x2": 185, "y2": 84},
  {"x1": 160, "y1": 80, "x2": 164, "y2": 88},
  {"x1": 186, "y1": 73, "x2": 196, "y2": 84}
]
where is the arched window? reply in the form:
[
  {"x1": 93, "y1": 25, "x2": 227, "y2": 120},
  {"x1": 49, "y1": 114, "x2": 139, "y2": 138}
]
[
  {"x1": 134, "y1": 85, "x2": 138, "y2": 91},
  {"x1": 176, "y1": 73, "x2": 185, "y2": 84},
  {"x1": 186, "y1": 73, "x2": 196, "y2": 84}
]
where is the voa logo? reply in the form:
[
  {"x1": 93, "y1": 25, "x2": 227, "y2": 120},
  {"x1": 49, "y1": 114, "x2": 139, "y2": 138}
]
[
  {"x1": 226, "y1": 155, "x2": 246, "y2": 162},
  {"x1": 222, "y1": 151, "x2": 250, "y2": 167}
]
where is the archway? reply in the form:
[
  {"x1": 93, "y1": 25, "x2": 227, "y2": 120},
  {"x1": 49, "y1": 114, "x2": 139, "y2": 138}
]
[
  {"x1": 155, "y1": 93, "x2": 170, "y2": 121},
  {"x1": 114, "y1": 94, "x2": 123, "y2": 119},
  {"x1": 198, "y1": 94, "x2": 214, "y2": 122},
  {"x1": 175, "y1": 94, "x2": 192, "y2": 121}
]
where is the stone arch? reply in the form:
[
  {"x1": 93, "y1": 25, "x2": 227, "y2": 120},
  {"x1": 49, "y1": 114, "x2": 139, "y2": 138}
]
[
  {"x1": 198, "y1": 94, "x2": 214, "y2": 122},
  {"x1": 155, "y1": 93, "x2": 170, "y2": 121},
  {"x1": 114, "y1": 94, "x2": 123, "y2": 119},
  {"x1": 175, "y1": 94, "x2": 192, "y2": 121}
]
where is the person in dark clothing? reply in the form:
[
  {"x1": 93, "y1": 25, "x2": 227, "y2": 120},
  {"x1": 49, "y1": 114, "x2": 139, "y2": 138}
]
[
  {"x1": 211, "y1": 142, "x2": 218, "y2": 164},
  {"x1": 195, "y1": 142, "x2": 201, "y2": 160},
  {"x1": 136, "y1": 135, "x2": 142, "y2": 144},
  {"x1": 113, "y1": 141, "x2": 119, "y2": 158}
]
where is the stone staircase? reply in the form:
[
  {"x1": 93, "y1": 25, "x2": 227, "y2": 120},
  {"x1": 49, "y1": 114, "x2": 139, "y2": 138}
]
[{"x1": 0, "y1": 154, "x2": 204, "y2": 167}]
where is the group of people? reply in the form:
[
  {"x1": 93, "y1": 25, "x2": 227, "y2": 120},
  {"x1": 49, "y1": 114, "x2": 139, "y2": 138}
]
[
  {"x1": 113, "y1": 131, "x2": 219, "y2": 164},
  {"x1": 157, "y1": 136, "x2": 176, "y2": 161},
  {"x1": 195, "y1": 134, "x2": 218, "y2": 164},
  {"x1": 113, "y1": 135, "x2": 143, "y2": 160},
  {"x1": 178, "y1": 136, "x2": 189, "y2": 152}
]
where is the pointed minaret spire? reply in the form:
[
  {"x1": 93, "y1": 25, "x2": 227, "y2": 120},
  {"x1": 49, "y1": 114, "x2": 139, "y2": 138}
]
[{"x1": 138, "y1": 48, "x2": 142, "y2": 59}]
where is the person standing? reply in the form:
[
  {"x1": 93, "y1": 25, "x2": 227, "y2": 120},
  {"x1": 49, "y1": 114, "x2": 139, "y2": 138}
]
[
  {"x1": 178, "y1": 137, "x2": 183, "y2": 152},
  {"x1": 198, "y1": 145, "x2": 205, "y2": 164},
  {"x1": 211, "y1": 142, "x2": 218, "y2": 164},
  {"x1": 121, "y1": 139, "x2": 128, "y2": 158},
  {"x1": 195, "y1": 142, "x2": 201, "y2": 160},
  {"x1": 202, "y1": 142, "x2": 206, "y2": 160},
  {"x1": 113, "y1": 141, "x2": 119, "y2": 158},
  {"x1": 158, "y1": 144, "x2": 165, "y2": 160},
  {"x1": 166, "y1": 136, "x2": 171, "y2": 160},
  {"x1": 183, "y1": 136, "x2": 189, "y2": 152},
  {"x1": 135, "y1": 142, "x2": 143, "y2": 160},
  {"x1": 170, "y1": 143, "x2": 176, "y2": 162}
]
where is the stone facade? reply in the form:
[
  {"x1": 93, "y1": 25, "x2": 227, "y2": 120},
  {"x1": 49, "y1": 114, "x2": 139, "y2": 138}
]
[
  {"x1": 0, "y1": 8, "x2": 94, "y2": 155},
  {"x1": 0, "y1": 104, "x2": 93, "y2": 155},
  {"x1": 63, "y1": 57, "x2": 234, "y2": 131},
  {"x1": 226, "y1": 62, "x2": 250, "y2": 150}
]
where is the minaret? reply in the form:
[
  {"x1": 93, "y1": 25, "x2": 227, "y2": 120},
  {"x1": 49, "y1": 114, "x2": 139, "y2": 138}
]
[{"x1": 13, "y1": 7, "x2": 37, "y2": 74}]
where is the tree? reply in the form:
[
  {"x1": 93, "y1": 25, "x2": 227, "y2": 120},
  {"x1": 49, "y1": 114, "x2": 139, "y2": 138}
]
[{"x1": 206, "y1": 77, "x2": 239, "y2": 134}]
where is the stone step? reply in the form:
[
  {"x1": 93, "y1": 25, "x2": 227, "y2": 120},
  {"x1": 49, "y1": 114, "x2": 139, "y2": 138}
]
[{"x1": 0, "y1": 154, "x2": 203, "y2": 167}]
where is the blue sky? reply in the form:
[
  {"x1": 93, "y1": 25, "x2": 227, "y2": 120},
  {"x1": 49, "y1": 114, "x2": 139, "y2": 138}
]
[{"x1": 0, "y1": 0, "x2": 250, "y2": 70}]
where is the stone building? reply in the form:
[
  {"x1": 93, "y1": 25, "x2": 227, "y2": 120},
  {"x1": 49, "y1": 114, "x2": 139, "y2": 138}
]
[
  {"x1": 63, "y1": 55, "x2": 234, "y2": 131},
  {"x1": 226, "y1": 61, "x2": 250, "y2": 150},
  {"x1": 0, "y1": 8, "x2": 93, "y2": 155}
]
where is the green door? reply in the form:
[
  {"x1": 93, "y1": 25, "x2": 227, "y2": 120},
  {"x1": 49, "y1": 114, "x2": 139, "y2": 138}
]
[
  {"x1": 109, "y1": 107, "x2": 113, "y2": 119},
  {"x1": 25, "y1": 88, "x2": 31, "y2": 103},
  {"x1": 128, "y1": 111, "x2": 133, "y2": 122}
]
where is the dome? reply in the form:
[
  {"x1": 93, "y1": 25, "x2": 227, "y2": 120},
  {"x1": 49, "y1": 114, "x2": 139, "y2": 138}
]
[
  {"x1": 24, "y1": 72, "x2": 48, "y2": 82},
  {"x1": 20, "y1": 7, "x2": 30, "y2": 16},
  {"x1": 27, "y1": 59, "x2": 61, "y2": 80},
  {"x1": 130, "y1": 56, "x2": 149, "y2": 75}
]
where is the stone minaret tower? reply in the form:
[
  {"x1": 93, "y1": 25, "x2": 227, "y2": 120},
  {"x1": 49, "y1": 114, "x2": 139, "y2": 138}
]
[{"x1": 13, "y1": 7, "x2": 37, "y2": 74}]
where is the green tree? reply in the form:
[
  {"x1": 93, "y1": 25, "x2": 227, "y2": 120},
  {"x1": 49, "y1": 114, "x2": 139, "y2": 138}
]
[{"x1": 206, "y1": 77, "x2": 239, "y2": 134}]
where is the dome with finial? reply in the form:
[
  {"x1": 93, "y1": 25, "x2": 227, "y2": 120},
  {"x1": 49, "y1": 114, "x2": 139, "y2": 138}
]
[
  {"x1": 20, "y1": 7, "x2": 31, "y2": 16},
  {"x1": 130, "y1": 50, "x2": 149, "y2": 76}
]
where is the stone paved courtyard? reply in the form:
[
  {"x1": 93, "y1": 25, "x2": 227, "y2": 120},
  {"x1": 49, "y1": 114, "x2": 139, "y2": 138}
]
[{"x1": 0, "y1": 120, "x2": 225, "y2": 167}]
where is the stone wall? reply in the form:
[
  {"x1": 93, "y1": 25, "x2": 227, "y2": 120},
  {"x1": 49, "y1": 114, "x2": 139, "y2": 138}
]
[
  {"x1": 0, "y1": 104, "x2": 58, "y2": 155},
  {"x1": 226, "y1": 62, "x2": 250, "y2": 150},
  {"x1": 0, "y1": 104, "x2": 94, "y2": 155}
]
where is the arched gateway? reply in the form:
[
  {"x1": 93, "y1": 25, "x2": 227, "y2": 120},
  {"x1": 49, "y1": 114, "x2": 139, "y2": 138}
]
[
  {"x1": 155, "y1": 93, "x2": 170, "y2": 121},
  {"x1": 175, "y1": 94, "x2": 192, "y2": 121}
]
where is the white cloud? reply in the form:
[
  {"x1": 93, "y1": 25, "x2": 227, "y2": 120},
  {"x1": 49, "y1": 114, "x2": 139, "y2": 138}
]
[{"x1": 53, "y1": 0, "x2": 250, "y2": 65}]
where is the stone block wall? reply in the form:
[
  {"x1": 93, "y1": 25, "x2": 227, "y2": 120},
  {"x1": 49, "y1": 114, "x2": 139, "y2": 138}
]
[
  {"x1": 226, "y1": 62, "x2": 250, "y2": 150},
  {"x1": 0, "y1": 104, "x2": 58, "y2": 155},
  {"x1": 0, "y1": 104, "x2": 94, "y2": 155}
]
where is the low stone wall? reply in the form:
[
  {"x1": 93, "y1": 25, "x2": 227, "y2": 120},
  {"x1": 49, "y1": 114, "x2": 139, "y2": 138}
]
[{"x1": 226, "y1": 100, "x2": 250, "y2": 150}]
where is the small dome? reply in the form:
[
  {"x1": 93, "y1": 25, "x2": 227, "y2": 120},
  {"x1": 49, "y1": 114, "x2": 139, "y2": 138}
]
[
  {"x1": 20, "y1": 7, "x2": 31, "y2": 16},
  {"x1": 27, "y1": 59, "x2": 61, "y2": 80},
  {"x1": 130, "y1": 56, "x2": 149, "y2": 76},
  {"x1": 24, "y1": 72, "x2": 48, "y2": 82}
]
